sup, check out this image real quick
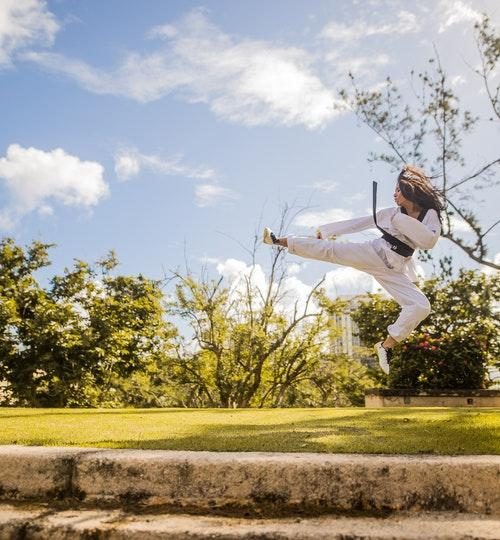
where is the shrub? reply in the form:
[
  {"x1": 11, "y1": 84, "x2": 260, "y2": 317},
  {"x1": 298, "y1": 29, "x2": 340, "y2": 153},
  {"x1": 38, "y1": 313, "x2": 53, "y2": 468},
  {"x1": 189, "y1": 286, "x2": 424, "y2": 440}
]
[{"x1": 388, "y1": 332, "x2": 488, "y2": 389}]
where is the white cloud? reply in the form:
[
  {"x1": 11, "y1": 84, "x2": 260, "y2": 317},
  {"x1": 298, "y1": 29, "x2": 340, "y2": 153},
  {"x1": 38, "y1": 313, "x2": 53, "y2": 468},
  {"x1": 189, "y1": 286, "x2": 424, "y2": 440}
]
[
  {"x1": 0, "y1": 0, "x2": 59, "y2": 67},
  {"x1": 23, "y1": 50, "x2": 179, "y2": 102},
  {"x1": 287, "y1": 262, "x2": 303, "y2": 275},
  {"x1": 216, "y1": 259, "x2": 268, "y2": 310},
  {"x1": 216, "y1": 258, "x2": 316, "y2": 318},
  {"x1": 148, "y1": 24, "x2": 178, "y2": 39},
  {"x1": 114, "y1": 147, "x2": 234, "y2": 208},
  {"x1": 199, "y1": 256, "x2": 221, "y2": 265},
  {"x1": 443, "y1": 214, "x2": 475, "y2": 234},
  {"x1": 37, "y1": 204, "x2": 53, "y2": 216},
  {"x1": 344, "y1": 191, "x2": 366, "y2": 204},
  {"x1": 308, "y1": 180, "x2": 339, "y2": 193},
  {"x1": 215, "y1": 256, "x2": 381, "y2": 319},
  {"x1": 451, "y1": 74, "x2": 467, "y2": 87},
  {"x1": 280, "y1": 276, "x2": 315, "y2": 315},
  {"x1": 114, "y1": 152, "x2": 140, "y2": 181},
  {"x1": 481, "y1": 252, "x2": 500, "y2": 276},
  {"x1": 217, "y1": 258, "x2": 266, "y2": 287},
  {"x1": 294, "y1": 208, "x2": 353, "y2": 228},
  {"x1": 324, "y1": 267, "x2": 376, "y2": 297},
  {"x1": 324, "y1": 52, "x2": 390, "y2": 77},
  {"x1": 114, "y1": 148, "x2": 216, "y2": 182},
  {"x1": 24, "y1": 10, "x2": 341, "y2": 129},
  {"x1": 0, "y1": 144, "x2": 108, "y2": 228},
  {"x1": 438, "y1": 0, "x2": 481, "y2": 33},
  {"x1": 195, "y1": 183, "x2": 239, "y2": 208},
  {"x1": 316, "y1": 9, "x2": 419, "y2": 83},
  {"x1": 319, "y1": 10, "x2": 420, "y2": 45}
]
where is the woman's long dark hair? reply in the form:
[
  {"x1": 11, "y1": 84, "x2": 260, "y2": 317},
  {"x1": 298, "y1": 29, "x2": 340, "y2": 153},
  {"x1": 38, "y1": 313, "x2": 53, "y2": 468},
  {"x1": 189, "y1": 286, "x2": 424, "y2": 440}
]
[{"x1": 397, "y1": 165, "x2": 445, "y2": 221}]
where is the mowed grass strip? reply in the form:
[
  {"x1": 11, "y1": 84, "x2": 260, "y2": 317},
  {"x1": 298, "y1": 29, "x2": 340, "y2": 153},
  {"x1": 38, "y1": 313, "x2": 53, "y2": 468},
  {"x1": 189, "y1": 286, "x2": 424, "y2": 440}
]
[{"x1": 0, "y1": 408, "x2": 499, "y2": 455}]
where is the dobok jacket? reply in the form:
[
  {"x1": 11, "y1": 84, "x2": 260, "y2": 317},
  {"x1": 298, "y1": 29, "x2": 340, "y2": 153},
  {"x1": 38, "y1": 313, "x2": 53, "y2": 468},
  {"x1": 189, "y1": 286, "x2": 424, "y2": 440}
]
[{"x1": 316, "y1": 207, "x2": 441, "y2": 282}]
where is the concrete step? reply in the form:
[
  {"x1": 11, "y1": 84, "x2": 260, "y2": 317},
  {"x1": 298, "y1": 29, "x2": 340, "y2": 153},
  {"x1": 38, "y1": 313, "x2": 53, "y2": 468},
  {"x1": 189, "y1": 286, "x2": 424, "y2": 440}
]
[
  {"x1": 0, "y1": 504, "x2": 499, "y2": 539},
  {"x1": 0, "y1": 446, "x2": 499, "y2": 515}
]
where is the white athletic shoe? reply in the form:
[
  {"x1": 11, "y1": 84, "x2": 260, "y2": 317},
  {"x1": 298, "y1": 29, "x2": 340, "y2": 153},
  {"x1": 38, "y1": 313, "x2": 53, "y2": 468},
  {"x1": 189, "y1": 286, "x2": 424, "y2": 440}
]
[
  {"x1": 374, "y1": 342, "x2": 392, "y2": 374},
  {"x1": 263, "y1": 227, "x2": 278, "y2": 245}
]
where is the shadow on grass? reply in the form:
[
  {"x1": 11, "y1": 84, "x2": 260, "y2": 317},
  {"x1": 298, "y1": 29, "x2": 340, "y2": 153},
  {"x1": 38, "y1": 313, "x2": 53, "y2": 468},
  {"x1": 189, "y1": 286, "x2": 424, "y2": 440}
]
[
  {"x1": 2, "y1": 408, "x2": 499, "y2": 455},
  {"x1": 81, "y1": 411, "x2": 500, "y2": 455}
]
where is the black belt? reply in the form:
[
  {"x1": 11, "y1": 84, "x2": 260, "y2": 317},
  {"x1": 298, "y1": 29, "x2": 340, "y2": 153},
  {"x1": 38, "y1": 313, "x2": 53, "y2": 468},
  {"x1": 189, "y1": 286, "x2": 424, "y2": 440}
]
[{"x1": 372, "y1": 181, "x2": 415, "y2": 258}]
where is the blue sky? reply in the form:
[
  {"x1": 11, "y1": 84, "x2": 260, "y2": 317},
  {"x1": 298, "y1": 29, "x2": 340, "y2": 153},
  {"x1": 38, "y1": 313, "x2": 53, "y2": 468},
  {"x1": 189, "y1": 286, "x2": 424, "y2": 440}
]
[{"x1": 1, "y1": 0, "x2": 499, "y2": 301}]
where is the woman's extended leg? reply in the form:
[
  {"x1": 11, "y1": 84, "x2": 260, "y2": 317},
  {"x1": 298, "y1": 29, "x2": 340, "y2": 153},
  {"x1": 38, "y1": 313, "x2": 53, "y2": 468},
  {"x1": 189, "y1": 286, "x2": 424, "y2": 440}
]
[
  {"x1": 285, "y1": 236, "x2": 389, "y2": 271},
  {"x1": 265, "y1": 233, "x2": 431, "y2": 373}
]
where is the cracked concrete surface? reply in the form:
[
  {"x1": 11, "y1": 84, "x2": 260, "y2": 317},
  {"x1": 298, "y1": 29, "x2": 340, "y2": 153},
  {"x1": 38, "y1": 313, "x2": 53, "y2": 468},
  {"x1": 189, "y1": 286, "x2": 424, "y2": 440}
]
[{"x1": 0, "y1": 446, "x2": 499, "y2": 515}]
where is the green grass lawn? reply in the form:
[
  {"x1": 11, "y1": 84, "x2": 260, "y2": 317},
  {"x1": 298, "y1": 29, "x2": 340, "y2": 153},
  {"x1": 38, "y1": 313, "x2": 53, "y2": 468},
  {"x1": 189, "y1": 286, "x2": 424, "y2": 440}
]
[{"x1": 0, "y1": 407, "x2": 499, "y2": 455}]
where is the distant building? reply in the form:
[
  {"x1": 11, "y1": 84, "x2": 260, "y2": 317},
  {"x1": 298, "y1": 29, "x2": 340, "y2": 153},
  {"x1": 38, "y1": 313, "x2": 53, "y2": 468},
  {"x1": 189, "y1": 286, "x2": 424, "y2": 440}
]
[
  {"x1": 330, "y1": 309, "x2": 361, "y2": 357},
  {"x1": 329, "y1": 294, "x2": 375, "y2": 366}
]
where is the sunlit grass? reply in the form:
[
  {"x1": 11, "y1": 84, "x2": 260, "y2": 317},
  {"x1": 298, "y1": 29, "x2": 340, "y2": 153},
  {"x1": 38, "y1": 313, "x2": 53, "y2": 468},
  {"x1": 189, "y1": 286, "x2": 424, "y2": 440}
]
[{"x1": 0, "y1": 407, "x2": 498, "y2": 454}]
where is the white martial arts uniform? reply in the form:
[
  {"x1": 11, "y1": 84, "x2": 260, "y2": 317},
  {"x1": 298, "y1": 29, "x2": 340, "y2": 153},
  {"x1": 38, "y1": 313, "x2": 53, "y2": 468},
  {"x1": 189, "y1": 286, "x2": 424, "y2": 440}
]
[{"x1": 287, "y1": 207, "x2": 441, "y2": 342}]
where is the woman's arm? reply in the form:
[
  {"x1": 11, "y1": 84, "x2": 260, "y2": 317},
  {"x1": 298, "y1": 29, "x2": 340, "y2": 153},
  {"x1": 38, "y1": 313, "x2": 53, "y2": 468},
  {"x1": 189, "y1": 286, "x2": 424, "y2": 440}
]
[
  {"x1": 317, "y1": 208, "x2": 393, "y2": 239},
  {"x1": 392, "y1": 209, "x2": 441, "y2": 249},
  {"x1": 317, "y1": 215, "x2": 374, "y2": 239}
]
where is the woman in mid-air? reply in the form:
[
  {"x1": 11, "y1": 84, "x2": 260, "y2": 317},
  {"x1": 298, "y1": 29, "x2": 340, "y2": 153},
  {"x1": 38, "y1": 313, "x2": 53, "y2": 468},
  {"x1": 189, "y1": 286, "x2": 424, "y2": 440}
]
[{"x1": 263, "y1": 165, "x2": 444, "y2": 374}]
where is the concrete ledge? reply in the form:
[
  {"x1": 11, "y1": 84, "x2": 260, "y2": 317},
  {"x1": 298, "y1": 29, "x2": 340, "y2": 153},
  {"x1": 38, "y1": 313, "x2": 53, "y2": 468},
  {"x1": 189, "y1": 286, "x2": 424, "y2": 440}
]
[
  {"x1": 0, "y1": 447, "x2": 499, "y2": 515},
  {"x1": 365, "y1": 388, "x2": 500, "y2": 407},
  {"x1": 0, "y1": 446, "x2": 91, "y2": 501},
  {"x1": 73, "y1": 451, "x2": 500, "y2": 514},
  {"x1": 0, "y1": 504, "x2": 499, "y2": 539}
]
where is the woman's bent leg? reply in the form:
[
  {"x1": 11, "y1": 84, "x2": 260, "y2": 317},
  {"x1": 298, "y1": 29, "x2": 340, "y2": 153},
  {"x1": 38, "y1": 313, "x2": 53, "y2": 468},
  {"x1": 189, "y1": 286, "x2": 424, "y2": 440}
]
[
  {"x1": 287, "y1": 236, "x2": 430, "y2": 343},
  {"x1": 372, "y1": 271, "x2": 431, "y2": 342}
]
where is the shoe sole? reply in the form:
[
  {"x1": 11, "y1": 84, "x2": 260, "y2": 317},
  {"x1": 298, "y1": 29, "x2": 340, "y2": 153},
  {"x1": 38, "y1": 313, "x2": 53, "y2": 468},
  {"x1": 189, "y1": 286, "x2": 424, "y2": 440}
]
[
  {"x1": 374, "y1": 343, "x2": 390, "y2": 375},
  {"x1": 263, "y1": 228, "x2": 275, "y2": 245}
]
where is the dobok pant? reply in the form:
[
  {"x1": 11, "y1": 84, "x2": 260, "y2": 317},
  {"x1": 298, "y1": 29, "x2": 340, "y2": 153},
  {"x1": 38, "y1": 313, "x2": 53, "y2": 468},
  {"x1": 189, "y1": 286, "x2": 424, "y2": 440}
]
[{"x1": 287, "y1": 236, "x2": 431, "y2": 342}]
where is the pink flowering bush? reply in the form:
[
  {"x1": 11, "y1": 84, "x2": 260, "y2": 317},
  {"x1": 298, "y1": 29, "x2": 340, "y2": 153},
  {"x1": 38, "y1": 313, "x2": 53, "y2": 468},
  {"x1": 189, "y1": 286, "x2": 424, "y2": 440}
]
[{"x1": 388, "y1": 332, "x2": 487, "y2": 389}]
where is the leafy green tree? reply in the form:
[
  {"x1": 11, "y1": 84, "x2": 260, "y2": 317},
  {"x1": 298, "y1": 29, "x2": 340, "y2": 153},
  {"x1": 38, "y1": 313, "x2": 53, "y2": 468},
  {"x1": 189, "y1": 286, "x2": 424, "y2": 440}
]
[
  {"x1": 0, "y1": 238, "x2": 54, "y2": 404},
  {"x1": 0, "y1": 239, "x2": 176, "y2": 406},
  {"x1": 340, "y1": 15, "x2": 500, "y2": 270},
  {"x1": 167, "y1": 245, "x2": 377, "y2": 408},
  {"x1": 167, "y1": 270, "x2": 324, "y2": 407}
]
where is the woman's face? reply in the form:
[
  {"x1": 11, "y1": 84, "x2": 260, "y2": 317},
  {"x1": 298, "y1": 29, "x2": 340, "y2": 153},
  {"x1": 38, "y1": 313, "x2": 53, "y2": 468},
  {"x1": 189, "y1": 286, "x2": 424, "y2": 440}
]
[{"x1": 394, "y1": 183, "x2": 408, "y2": 207}]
